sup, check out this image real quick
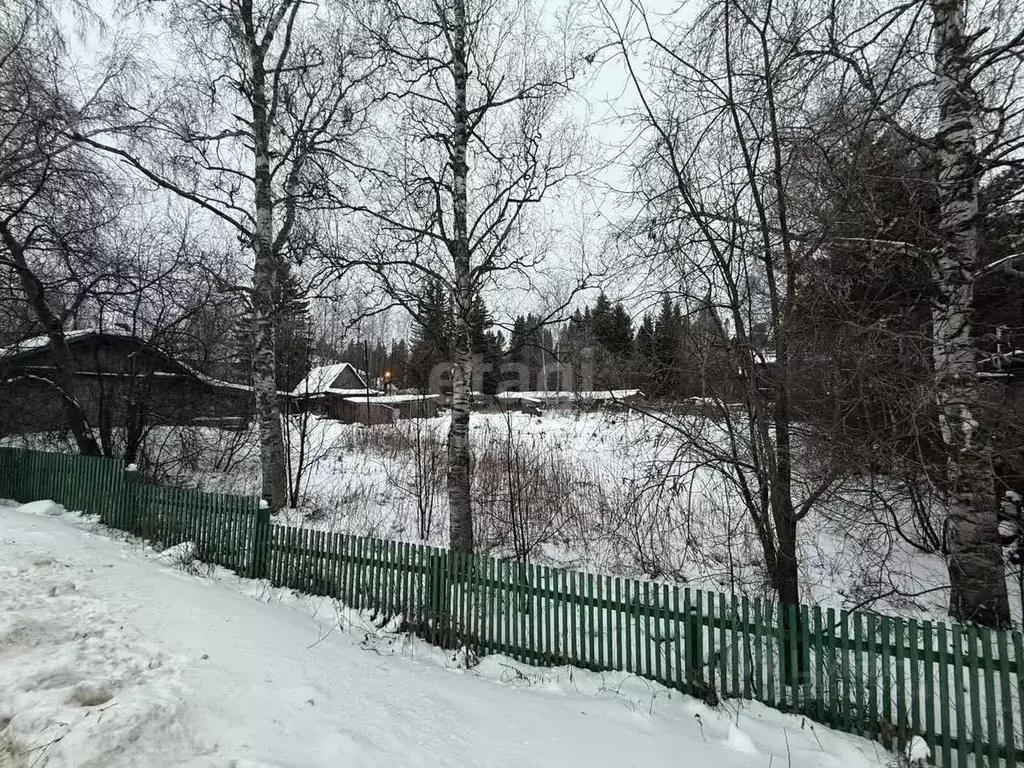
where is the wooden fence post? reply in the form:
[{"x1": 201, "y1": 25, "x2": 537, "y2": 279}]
[
  {"x1": 250, "y1": 499, "x2": 271, "y2": 579},
  {"x1": 120, "y1": 462, "x2": 140, "y2": 531}
]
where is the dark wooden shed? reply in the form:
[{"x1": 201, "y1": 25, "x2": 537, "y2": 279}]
[
  {"x1": 378, "y1": 394, "x2": 441, "y2": 419},
  {"x1": 325, "y1": 392, "x2": 441, "y2": 424},
  {"x1": 328, "y1": 397, "x2": 397, "y2": 425}
]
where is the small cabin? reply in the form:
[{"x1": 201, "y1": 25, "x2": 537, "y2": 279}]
[{"x1": 289, "y1": 363, "x2": 378, "y2": 413}]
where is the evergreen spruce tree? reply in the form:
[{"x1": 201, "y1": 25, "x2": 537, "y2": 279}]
[
  {"x1": 408, "y1": 278, "x2": 453, "y2": 391},
  {"x1": 635, "y1": 313, "x2": 656, "y2": 392}
]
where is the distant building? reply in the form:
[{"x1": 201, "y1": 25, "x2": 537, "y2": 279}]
[
  {"x1": 327, "y1": 393, "x2": 441, "y2": 424},
  {"x1": 288, "y1": 363, "x2": 378, "y2": 413}
]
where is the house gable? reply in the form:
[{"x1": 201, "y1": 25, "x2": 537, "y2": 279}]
[{"x1": 330, "y1": 365, "x2": 367, "y2": 391}]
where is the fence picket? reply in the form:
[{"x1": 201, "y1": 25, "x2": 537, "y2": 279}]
[
  {"x1": 981, "y1": 626, "x2": 998, "y2": 767},
  {"x1": 765, "y1": 599, "x2": 776, "y2": 709},
  {"x1": 880, "y1": 615, "x2": 893, "y2": 736},
  {"x1": 753, "y1": 597, "x2": 763, "y2": 702},
  {"x1": 706, "y1": 590, "x2": 716, "y2": 693},
  {"x1": 997, "y1": 629, "x2": 1014, "y2": 765},
  {"x1": 731, "y1": 596, "x2": 742, "y2": 698},
  {"x1": 894, "y1": 617, "x2": 908, "y2": 746},
  {"x1": 1012, "y1": 631, "x2": 1024, "y2": 765},
  {"x1": 965, "y1": 626, "x2": 984, "y2": 766},
  {"x1": 719, "y1": 593, "x2": 728, "y2": 696},
  {"x1": 937, "y1": 622, "x2": 952, "y2": 767},
  {"x1": 921, "y1": 620, "x2": 934, "y2": 758},
  {"x1": 952, "y1": 626, "x2": 968, "y2": 768},
  {"x1": 606, "y1": 575, "x2": 617, "y2": 672},
  {"x1": 672, "y1": 586, "x2": 683, "y2": 692},
  {"x1": 666, "y1": 585, "x2": 675, "y2": 688}
]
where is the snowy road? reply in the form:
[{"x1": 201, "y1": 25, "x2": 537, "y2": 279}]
[{"x1": 0, "y1": 502, "x2": 892, "y2": 767}]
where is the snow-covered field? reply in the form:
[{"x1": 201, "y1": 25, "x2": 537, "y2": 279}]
[
  {"x1": 133, "y1": 410, "x2": 963, "y2": 622},
  {"x1": 0, "y1": 500, "x2": 896, "y2": 767}
]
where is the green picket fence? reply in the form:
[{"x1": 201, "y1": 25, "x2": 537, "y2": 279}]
[
  {"x1": 0, "y1": 447, "x2": 267, "y2": 576},
  {"x1": 1, "y1": 446, "x2": 1022, "y2": 766}
]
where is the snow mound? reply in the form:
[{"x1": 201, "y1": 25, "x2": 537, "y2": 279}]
[
  {"x1": 725, "y1": 723, "x2": 759, "y2": 754},
  {"x1": 906, "y1": 735, "x2": 931, "y2": 763},
  {"x1": 157, "y1": 541, "x2": 198, "y2": 565},
  {"x1": 16, "y1": 500, "x2": 65, "y2": 517},
  {"x1": 0, "y1": 546, "x2": 191, "y2": 767}
]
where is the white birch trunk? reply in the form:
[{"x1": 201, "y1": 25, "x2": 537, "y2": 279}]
[
  {"x1": 930, "y1": 0, "x2": 1009, "y2": 626},
  {"x1": 249, "y1": 31, "x2": 288, "y2": 512},
  {"x1": 446, "y1": 0, "x2": 475, "y2": 554}
]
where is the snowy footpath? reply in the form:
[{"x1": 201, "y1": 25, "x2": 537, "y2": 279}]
[{"x1": 0, "y1": 501, "x2": 895, "y2": 768}]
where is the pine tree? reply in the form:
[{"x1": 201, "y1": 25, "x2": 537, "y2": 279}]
[
  {"x1": 686, "y1": 301, "x2": 729, "y2": 398},
  {"x1": 635, "y1": 313, "x2": 656, "y2": 392},
  {"x1": 274, "y1": 269, "x2": 313, "y2": 392},
  {"x1": 609, "y1": 303, "x2": 634, "y2": 359},
  {"x1": 389, "y1": 338, "x2": 409, "y2": 390},
  {"x1": 652, "y1": 294, "x2": 684, "y2": 397}
]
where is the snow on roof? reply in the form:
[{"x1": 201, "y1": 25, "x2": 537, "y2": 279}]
[
  {"x1": 290, "y1": 363, "x2": 366, "y2": 397},
  {"x1": 326, "y1": 387, "x2": 383, "y2": 397},
  {"x1": 493, "y1": 389, "x2": 643, "y2": 402},
  {"x1": 0, "y1": 329, "x2": 255, "y2": 392},
  {"x1": 0, "y1": 329, "x2": 97, "y2": 359},
  {"x1": 342, "y1": 393, "x2": 440, "y2": 405}
]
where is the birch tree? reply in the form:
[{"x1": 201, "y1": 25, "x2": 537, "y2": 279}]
[
  {"x1": 76, "y1": 0, "x2": 379, "y2": 509},
  {"x1": 927, "y1": 0, "x2": 1021, "y2": 626},
  {"x1": 346, "y1": 0, "x2": 588, "y2": 552},
  {"x1": 820, "y1": 0, "x2": 1024, "y2": 625}
]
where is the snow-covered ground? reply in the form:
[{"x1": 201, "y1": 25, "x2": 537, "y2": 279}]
[
  {"x1": 7, "y1": 408, "x2": 1017, "y2": 626},
  {"x1": 156, "y1": 410, "x2": 963, "y2": 621},
  {"x1": 0, "y1": 500, "x2": 896, "y2": 768}
]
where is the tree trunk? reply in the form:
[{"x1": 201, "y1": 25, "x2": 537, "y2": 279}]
[
  {"x1": 448, "y1": 328, "x2": 474, "y2": 553},
  {"x1": 446, "y1": 0, "x2": 475, "y2": 554},
  {"x1": 249, "y1": 27, "x2": 288, "y2": 511},
  {"x1": 930, "y1": 0, "x2": 1010, "y2": 627}
]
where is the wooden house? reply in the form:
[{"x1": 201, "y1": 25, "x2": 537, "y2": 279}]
[{"x1": 0, "y1": 330, "x2": 254, "y2": 441}]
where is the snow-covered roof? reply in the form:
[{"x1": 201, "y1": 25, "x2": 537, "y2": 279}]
[
  {"x1": 152, "y1": 370, "x2": 254, "y2": 393},
  {"x1": 342, "y1": 393, "x2": 440, "y2": 405},
  {"x1": 290, "y1": 363, "x2": 367, "y2": 397},
  {"x1": 326, "y1": 387, "x2": 383, "y2": 397},
  {"x1": 493, "y1": 389, "x2": 644, "y2": 402},
  {"x1": 0, "y1": 330, "x2": 96, "y2": 359},
  {"x1": 0, "y1": 329, "x2": 255, "y2": 393}
]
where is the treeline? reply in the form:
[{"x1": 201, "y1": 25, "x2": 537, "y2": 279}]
[{"x1": 342, "y1": 283, "x2": 751, "y2": 399}]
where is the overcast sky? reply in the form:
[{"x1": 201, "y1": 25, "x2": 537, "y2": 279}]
[{"x1": 57, "y1": 0, "x2": 697, "y2": 341}]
